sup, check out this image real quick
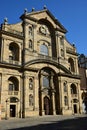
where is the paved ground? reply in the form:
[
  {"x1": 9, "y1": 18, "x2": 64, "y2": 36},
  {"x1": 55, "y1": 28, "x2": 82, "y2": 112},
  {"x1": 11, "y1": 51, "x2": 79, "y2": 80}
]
[{"x1": 0, "y1": 114, "x2": 87, "y2": 130}]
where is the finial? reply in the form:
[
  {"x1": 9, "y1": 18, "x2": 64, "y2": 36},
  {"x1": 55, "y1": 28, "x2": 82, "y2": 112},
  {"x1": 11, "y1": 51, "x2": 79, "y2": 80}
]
[
  {"x1": 32, "y1": 8, "x2": 35, "y2": 12},
  {"x1": 4, "y1": 17, "x2": 8, "y2": 24},
  {"x1": 24, "y1": 8, "x2": 28, "y2": 14},
  {"x1": 44, "y1": 5, "x2": 47, "y2": 9},
  {"x1": 72, "y1": 42, "x2": 75, "y2": 47}
]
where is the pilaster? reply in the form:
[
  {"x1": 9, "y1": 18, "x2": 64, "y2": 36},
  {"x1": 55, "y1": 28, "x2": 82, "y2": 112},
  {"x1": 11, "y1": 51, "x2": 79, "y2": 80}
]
[
  {"x1": 34, "y1": 75, "x2": 39, "y2": 112},
  {"x1": 55, "y1": 31, "x2": 61, "y2": 58}
]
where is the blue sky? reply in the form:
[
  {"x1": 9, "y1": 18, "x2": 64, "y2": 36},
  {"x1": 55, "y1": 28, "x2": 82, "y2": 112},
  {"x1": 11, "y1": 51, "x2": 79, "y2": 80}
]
[{"x1": 0, "y1": 0, "x2": 87, "y2": 55}]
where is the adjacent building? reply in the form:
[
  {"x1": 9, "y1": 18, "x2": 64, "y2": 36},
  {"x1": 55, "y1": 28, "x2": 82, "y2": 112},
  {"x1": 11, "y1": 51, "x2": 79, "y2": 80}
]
[
  {"x1": 78, "y1": 54, "x2": 87, "y2": 113},
  {"x1": 0, "y1": 7, "x2": 82, "y2": 119}
]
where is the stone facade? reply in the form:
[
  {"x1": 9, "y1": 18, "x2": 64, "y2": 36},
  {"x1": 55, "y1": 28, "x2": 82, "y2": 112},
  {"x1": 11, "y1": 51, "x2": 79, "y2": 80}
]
[{"x1": 0, "y1": 8, "x2": 82, "y2": 119}]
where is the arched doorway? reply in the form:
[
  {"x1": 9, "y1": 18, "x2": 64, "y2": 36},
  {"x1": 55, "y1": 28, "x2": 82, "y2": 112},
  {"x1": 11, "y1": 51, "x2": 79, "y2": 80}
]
[
  {"x1": 39, "y1": 67, "x2": 60, "y2": 116},
  {"x1": 6, "y1": 97, "x2": 19, "y2": 119},
  {"x1": 44, "y1": 96, "x2": 50, "y2": 115}
]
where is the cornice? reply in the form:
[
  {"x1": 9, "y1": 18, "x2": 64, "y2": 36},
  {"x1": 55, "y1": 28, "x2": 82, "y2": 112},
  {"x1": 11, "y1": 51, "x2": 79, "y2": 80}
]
[{"x1": 0, "y1": 30, "x2": 24, "y2": 39}]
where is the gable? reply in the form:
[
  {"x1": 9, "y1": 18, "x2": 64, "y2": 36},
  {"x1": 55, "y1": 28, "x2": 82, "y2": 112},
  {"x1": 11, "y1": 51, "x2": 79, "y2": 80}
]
[{"x1": 21, "y1": 9, "x2": 67, "y2": 33}]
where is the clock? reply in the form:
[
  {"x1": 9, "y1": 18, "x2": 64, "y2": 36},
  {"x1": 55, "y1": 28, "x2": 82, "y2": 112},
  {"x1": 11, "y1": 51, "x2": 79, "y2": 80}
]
[{"x1": 40, "y1": 25, "x2": 47, "y2": 35}]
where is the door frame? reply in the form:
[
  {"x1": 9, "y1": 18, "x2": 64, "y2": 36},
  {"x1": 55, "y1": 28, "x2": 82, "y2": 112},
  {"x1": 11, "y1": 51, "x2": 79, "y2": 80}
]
[{"x1": 10, "y1": 104, "x2": 16, "y2": 117}]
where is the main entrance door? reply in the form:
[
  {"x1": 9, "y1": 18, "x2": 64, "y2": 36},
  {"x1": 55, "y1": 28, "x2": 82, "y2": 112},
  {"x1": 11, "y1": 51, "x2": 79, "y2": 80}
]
[
  {"x1": 44, "y1": 97, "x2": 50, "y2": 115},
  {"x1": 10, "y1": 105, "x2": 16, "y2": 117}
]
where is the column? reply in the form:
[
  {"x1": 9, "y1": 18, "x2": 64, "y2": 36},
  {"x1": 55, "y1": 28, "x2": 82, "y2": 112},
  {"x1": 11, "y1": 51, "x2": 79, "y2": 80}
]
[
  {"x1": 55, "y1": 31, "x2": 61, "y2": 58},
  {"x1": 64, "y1": 39, "x2": 66, "y2": 59},
  {"x1": 78, "y1": 82, "x2": 82, "y2": 114},
  {"x1": 42, "y1": 94, "x2": 45, "y2": 115},
  {"x1": 33, "y1": 24, "x2": 37, "y2": 51},
  {"x1": 60, "y1": 80, "x2": 64, "y2": 114},
  {"x1": 20, "y1": 75, "x2": 23, "y2": 118},
  {"x1": 23, "y1": 21, "x2": 28, "y2": 63},
  {"x1": 58, "y1": 77, "x2": 63, "y2": 114},
  {"x1": 52, "y1": 92, "x2": 56, "y2": 115},
  {"x1": 67, "y1": 82, "x2": 73, "y2": 115},
  {"x1": 22, "y1": 72, "x2": 27, "y2": 118},
  {"x1": 34, "y1": 75, "x2": 39, "y2": 113},
  {"x1": 19, "y1": 44, "x2": 22, "y2": 65},
  {"x1": 67, "y1": 83, "x2": 72, "y2": 110},
  {"x1": 75, "y1": 58, "x2": 79, "y2": 74},
  {"x1": 1, "y1": 38, "x2": 4, "y2": 62}
]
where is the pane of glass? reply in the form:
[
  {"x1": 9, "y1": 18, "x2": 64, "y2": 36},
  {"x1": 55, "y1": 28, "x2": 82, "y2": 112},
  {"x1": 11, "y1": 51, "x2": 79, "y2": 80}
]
[
  {"x1": 43, "y1": 77, "x2": 49, "y2": 87},
  {"x1": 40, "y1": 44, "x2": 48, "y2": 55},
  {"x1": 9, "y1": 84, "x2": 14, "y2": 91}
]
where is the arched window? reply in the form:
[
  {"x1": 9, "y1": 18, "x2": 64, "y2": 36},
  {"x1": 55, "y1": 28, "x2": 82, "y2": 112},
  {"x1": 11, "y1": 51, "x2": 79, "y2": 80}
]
[
  {"x1": 64, "y1": 96, "x2": 68, "y2": 106},
  {"x1": 9, "y1": 42, "x2": 19, "y2": 62},
  {"x1": 9, "y1": 83, "x2": 14, "y2": 91},
  {"x1": 29, "y1": 78, "x2": 33, "y2": 90},
  {"x1": 64, "y1": 82, "x2": 67, "y2": 92},
  {"x1": 40, "y1": 44, "x2": 48, "y2": 55},
  {"x1": 8, "y1": 77, "x2": 19, "y2": 91},
  {"x1": 71, "y1": 84, "x2": 77, "y2": 94},
  {"x1": 43, "y1": 76, "x2": 49, "y2": 88},
  {"x1": 29, "y1": 40, "x2": 33, "y2": 49},
  {"x1": 29, "y1": 94, "x2": 33, "y2": 106},
  {"x1": 68, "y1": 58, "x2": 75, "y2": 72}
]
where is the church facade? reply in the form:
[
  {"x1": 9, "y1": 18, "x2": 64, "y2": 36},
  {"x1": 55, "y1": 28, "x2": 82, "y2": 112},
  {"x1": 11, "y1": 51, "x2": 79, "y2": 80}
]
[{"x1": 0, "y1": 8, "x2": 82, "y2": 119}]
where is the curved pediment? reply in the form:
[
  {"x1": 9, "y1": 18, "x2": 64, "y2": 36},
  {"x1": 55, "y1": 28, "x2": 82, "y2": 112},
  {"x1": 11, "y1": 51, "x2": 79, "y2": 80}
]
[{"x1": 24, "y1": 59, "x2": 71, "y2": 74}]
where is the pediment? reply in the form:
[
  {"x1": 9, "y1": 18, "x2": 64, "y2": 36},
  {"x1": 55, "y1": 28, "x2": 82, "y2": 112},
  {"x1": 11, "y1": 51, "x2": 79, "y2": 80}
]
[
  {"x1": 24, "y1": 59, "x2": 71, "y2": 74},
  {"x1": 21, "y1": 9, "x2": 67, "y2": 33}
]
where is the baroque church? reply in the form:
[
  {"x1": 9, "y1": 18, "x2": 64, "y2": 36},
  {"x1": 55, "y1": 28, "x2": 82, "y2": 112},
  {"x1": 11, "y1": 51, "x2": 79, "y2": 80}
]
[{"x1": 0, "y1": 7, "x2": 82, "y2": 119}]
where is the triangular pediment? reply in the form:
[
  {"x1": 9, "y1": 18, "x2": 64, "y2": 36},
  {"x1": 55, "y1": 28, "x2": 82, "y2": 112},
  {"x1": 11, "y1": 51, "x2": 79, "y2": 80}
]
[{"x1": 21, "y1": 9, "x2": 67, "y2": 33}]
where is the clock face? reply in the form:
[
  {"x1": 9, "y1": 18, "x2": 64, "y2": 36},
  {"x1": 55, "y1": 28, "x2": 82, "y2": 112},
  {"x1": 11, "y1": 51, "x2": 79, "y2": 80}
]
[{"x1": 40, "y1": 25, "x2": 47, "y2": 34}]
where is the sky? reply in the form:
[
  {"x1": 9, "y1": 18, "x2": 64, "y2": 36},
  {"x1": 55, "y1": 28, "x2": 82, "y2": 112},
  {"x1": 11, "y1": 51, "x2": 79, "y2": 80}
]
[{"x1": 0, "y1": 0, "x2": 87, "y2": 55}]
